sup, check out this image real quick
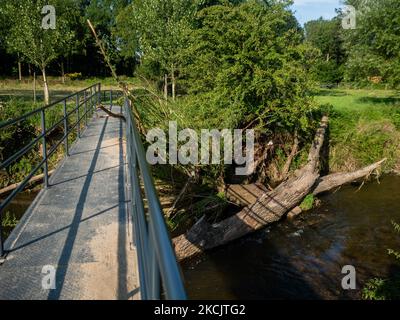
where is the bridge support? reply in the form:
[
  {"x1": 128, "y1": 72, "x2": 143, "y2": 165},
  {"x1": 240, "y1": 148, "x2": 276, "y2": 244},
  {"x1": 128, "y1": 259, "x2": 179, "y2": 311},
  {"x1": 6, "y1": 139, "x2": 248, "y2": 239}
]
[{"x1": 40, "y1": 110, "x2": 49, "y2": 189}]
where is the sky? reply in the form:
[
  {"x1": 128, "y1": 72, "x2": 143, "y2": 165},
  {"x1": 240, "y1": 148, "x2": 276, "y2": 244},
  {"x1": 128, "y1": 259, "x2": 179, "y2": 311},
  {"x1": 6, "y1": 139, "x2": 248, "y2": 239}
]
[{"x1": 291, "y1": 0, "x2": 343, "y2": 26}]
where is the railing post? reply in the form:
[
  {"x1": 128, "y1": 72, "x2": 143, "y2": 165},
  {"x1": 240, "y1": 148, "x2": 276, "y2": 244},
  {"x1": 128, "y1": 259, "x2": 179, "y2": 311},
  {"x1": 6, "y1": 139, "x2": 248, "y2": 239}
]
[
  {"x1": 0, "y1": 215, "x2": 4, "y2": 257},
  {"x1": 91, "y1": 87, "x2": 94, "y2": 115},
  {"x1": 110, "y1": 90, "x2": 113, "y2": 110},
  {"x1": 76, "y1": 94, "x2": 80, "y2": 138},
  {"x1": 98, "y1": 83, "x2": 101, "y2": 107},
  {"x1": 40, "y1": 109, "x2": 49, "y2": 188},
  {"x1": 63, "y1": 100, "x2": 69, "y2": 157},
  {"x1": 85, "y1": 90, "x2": 88, "y2": 127}
]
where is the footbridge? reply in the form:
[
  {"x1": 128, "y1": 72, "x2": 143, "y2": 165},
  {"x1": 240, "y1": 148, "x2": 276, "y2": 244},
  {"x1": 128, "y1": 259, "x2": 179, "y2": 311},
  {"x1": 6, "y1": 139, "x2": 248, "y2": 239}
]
[{"x1": 0, "y1": 84, "x2": 186, "y2": 300}]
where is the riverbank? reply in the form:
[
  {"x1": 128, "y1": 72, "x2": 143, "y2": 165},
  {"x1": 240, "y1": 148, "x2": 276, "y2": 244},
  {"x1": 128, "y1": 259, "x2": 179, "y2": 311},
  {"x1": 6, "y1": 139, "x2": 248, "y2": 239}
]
[{"x1": 315, "y1": 88, "x2": 400, "y2": 174}]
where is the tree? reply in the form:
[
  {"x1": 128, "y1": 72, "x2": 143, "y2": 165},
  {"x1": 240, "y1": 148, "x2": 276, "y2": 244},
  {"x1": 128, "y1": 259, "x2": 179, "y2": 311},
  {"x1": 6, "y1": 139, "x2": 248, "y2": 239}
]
[
  {"x1": 180, "y1": 0, "x2": 316, "y2": 132},
  {"x1": 304, "y1": 17, "x2": 346, "y2": 84},
  {"x1": 86, "y1": 0, "x2": 133, "y2": 75},
  {"x1": 3, "y1": 0, "x2": 76, "y2": 104},
  {"x1": 116, "y1": 0, "x2": 199, "y2": 100},
  {"x1": 342, "y1": 0, "x2": 400, "y2": 86},
  {"x1": 0, "y1": 2, "x2": 16, "y2": 77}
]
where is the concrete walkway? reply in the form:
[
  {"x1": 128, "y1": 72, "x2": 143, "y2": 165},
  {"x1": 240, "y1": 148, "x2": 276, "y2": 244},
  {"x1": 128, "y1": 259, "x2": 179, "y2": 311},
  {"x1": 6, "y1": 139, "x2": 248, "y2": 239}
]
[{"x1": 0, "y1": 107, "x2": 140, "y2": 300}]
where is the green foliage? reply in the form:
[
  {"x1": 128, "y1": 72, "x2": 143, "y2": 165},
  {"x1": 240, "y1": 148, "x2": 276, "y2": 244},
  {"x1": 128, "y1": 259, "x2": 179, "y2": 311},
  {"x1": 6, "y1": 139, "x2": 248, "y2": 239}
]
[
  {"x1": 343, "y1": 0, "x2": 400, "y2": 87},
  {"x1": 65, "y1": 72, "x2": 82, "y2": 80},
  {"x1": 300, "y1": 194, "x2": 315, "y2": 211},
  {"x1": 362, "y1": 277, "x2": 400, "y2": 300},
  {"x1": 362, "y1": 220, "x2": 400, "y2": 300},
  {"x1": 2, "y1": 0, "x2": 77, "y2": 69},
  {"x1": 1, "y1": 211, "x2": 19, "y2": 228},
  {"x1": 181, "y1": 0, "x2": 317, "y2": 133},
  {"x1": 116, "y1": 0, "x2": 198, "y2": 77},
  {"x1": 315, "y1": 89, "x2": 400, "y2": 172},
  {"x1": 388, "y1": 221, "x2": 400, "y2": 260},
  {"x1": 304, "y1": 18, "x2": 346, "y2": 84}
]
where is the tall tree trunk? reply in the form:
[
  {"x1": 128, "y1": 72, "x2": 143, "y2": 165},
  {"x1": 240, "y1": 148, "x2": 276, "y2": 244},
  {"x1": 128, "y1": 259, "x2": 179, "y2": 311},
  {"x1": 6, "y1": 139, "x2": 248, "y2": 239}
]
[
  {"x1": 28, "y1": 64, "x2": 32, "y2": 77},
  {"x1": 41, "y1": 67, "x2": 50, "y2": 105},
  {"x1": 164, "y1": 74, "x2": 168, "y2": 100},
  {"x1": 171, "y1": 64, "x2": 176, "y2": 101},
  {"x1": 18, "y1": 60, "x2": 22, "y2": 81},
  {"x1": 61, "y1": 61, "x2": 65, "y2": 84},
  {"x1": 33, "y1": 72, "x2": 37, "y2": 103}
]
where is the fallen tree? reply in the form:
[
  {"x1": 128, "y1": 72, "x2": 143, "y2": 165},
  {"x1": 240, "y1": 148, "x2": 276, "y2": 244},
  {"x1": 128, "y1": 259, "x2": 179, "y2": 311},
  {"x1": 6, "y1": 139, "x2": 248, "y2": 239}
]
[
  {"x1": 172, "y1": 116, "x2": 387, "y2": 261},
  {"x1": 311, "y1": 158, "x2": 386, "y2": 195},
  {"x1": 227, "y1": 158, "x2": 386, "y2": 207},
  {"x1": 0, "y1": 170, "x2": 55, "y2": 197},
  {"x1": 173, "y1": 116, "x2": 329, "y2": 261}
]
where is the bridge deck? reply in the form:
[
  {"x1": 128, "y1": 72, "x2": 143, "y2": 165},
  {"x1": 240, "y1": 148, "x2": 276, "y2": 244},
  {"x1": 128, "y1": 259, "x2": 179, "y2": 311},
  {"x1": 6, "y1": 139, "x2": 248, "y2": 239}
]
[{"x1": 0, "y1": 107, "x2": 140, "y2": 300}]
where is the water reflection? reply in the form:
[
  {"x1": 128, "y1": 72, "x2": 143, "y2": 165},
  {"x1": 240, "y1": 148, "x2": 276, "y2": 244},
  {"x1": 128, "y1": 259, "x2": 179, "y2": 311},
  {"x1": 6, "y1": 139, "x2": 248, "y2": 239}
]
[{"x1": 183, "y1": 175, "x2": 400, "y2": 300}]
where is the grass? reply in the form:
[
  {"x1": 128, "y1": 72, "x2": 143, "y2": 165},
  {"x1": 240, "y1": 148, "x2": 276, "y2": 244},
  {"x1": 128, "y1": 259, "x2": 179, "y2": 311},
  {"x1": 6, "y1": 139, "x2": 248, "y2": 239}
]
[
  {"x1": 314, "y1": 88, "x2": 400, "y2": 173},
  {"x1": 0, "y1": 76, "x2": 138, "y2": 103},
  {"x1": 1, "y1": 211, "x2": 19, "y2": 228},
  {"x1": 300, "y1": 194, "x2": 315, "y2": 211},
  {"x1": 315, "y1": 88, "x2": 400, "y2": 112}
]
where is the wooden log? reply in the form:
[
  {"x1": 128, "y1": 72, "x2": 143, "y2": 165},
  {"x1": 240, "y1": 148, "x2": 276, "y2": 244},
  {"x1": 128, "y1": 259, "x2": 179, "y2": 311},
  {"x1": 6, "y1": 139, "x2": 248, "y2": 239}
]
[
  {"x1": 172, "y1": 116, "x2": 329, "y2": 261},
  {"x1": 312, "y1": 158, "x2": 386, "y2": 195},
  {"x1": 0, "y1": 170, "x2": 55, "y2": 197},
  {"x1": 98, "y1": 105, "x2": 126, "y2": 121},
  {"x1": 226, "y1": 183, "x2": 269, "y2": 207},
  {"x1": 225, "y1": 158, "x2": 387, "y2": 208}
]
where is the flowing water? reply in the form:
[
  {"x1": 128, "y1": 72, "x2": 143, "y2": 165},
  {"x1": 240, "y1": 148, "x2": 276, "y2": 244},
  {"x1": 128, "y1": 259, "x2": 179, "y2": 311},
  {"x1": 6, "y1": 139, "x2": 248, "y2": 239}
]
[
  {"x1": 1, "y1": 191, "x2": 39, "y2": 237},
  {"x1": 183, "y1": 175, "x2": 400, "y2": 300}
]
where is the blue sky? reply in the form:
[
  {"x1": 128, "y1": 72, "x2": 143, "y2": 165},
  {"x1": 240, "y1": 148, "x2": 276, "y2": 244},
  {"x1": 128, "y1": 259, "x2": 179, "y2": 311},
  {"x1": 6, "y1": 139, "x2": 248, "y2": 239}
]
[{"x1": 291, "y1": 0, "x2": 343, "y2": 26}]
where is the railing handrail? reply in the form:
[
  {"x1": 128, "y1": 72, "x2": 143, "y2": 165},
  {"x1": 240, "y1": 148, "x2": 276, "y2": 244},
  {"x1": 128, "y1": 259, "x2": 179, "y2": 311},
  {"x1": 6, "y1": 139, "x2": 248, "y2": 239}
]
[
  {"x1": 0, "y1": 84, "x2": 102, "y2": 131},
  {"x1": 0, "y1": 83, "x2": 102, "y2": 256},
  {"x1": 0, "y1": 88, "x2": 187, "y2": 300},
  {"x1": 124, "y1": 97, "x2": 187, "y2": 300}
]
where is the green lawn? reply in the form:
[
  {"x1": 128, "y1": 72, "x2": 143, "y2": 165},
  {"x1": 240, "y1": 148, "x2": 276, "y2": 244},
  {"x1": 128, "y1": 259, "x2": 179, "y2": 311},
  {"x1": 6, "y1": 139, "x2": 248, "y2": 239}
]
[
  {"x1": 314, "y1": 88, "x2": 400, "y2": 173},
  {"x1": 0, "y1": 76, "x2": 138, "y2": 103},
  {"x1": 315, "y1": 88, "x2": 400, "y2": 112}
]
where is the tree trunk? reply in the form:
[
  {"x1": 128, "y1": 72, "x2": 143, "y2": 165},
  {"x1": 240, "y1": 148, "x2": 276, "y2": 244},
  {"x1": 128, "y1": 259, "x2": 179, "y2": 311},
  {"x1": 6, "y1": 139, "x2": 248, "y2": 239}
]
[
  {"x1": 171, "y1": 64, "x2": 176, "y2": 101},
  {"x1": 164, "y1": 74, "x2": 168, "y2": 100},
  {"x1": 61, "y1": 61, "x2": 65, "y2": 84},
  {"x1": 312, "y1": 158, "x2": 386, "y2": 195},
  {"x1": 172, "y1": 116, "x2": 329, "y2": 261},
  {"x1": 41, "y1": 67, "x2": 50, "y2": 105},
  {"x1": 18, "y1": 60, "x2": 22, "y2": 81},
  {"x1": 33, "y1": 72, "x2": 37, "y2": 103},
  {"x1": 227, "y1": 159, "x2": 386, "y2": 208}
]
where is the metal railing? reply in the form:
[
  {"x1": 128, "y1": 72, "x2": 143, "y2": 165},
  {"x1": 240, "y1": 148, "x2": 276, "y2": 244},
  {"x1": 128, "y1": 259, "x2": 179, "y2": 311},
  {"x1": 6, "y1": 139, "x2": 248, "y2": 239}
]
[
  {"x1": 0, "y1": 87, "x2": 186, "y2": 300},
  {"x1": 124, "y1": 97, "x2": 187, "y2": 300},
  {"x1": 0, "y1": 83, "x2": 101, "y2": 256}
]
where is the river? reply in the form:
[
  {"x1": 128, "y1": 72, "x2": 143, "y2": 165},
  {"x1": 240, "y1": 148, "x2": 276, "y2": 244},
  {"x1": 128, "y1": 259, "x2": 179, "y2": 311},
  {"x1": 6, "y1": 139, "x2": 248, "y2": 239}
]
[
  {"x1": 1, "y1": 190, "x2": 39, "y2": 237},
  {"x1": 182, "y1": 175, "x2": 400, "y2": 300}
]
